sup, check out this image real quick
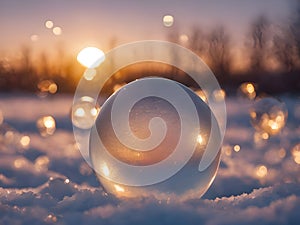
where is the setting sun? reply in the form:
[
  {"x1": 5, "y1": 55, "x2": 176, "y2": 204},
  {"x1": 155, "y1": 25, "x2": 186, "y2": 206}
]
[{"x1": 76, "y1": 47, "x2": 105, "y2": 68}]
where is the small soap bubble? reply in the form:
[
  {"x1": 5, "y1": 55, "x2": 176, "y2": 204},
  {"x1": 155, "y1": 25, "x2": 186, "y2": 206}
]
[
  {"x1": 72, "y1": 97, "x2": 100, "y2": 129},
  {"x1": 250, "y1": 97, "x2": 287, "y2": 136},
  {"x1": 36, "y1": 116, "x2": 56, "y2": 137}
]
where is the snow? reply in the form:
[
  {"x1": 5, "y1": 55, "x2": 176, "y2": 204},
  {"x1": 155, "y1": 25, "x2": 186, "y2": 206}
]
[{"x1": 0, "y1": 93, "x2": 299, "y2": 225}]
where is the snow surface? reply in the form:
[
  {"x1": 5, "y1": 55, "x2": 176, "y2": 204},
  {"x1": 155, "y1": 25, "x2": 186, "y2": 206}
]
[{"x1": 0, "y1": 94, "x2": 299, "y2": 225}]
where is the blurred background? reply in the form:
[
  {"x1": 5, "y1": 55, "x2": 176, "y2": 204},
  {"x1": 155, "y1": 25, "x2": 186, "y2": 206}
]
[{"x1": 0, "y1": 0, "x2": 299, "y2": 94}]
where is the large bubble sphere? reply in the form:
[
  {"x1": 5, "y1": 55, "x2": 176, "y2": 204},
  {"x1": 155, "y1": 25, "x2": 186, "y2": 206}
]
[
  {"x1": 90, "y1": 77, "x2": 222, "y2": 201},
  {"x1": 250, "y1": 97, "x2": 288, "y2": 136}
]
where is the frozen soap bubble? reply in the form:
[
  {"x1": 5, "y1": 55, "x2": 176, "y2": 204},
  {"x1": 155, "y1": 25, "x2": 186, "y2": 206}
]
[
  {"x1": 250, "y1": 97, "x2": 288, "y2": 136},
  {"x1": 71, "y1": 96, "x2": 100, "y2": 130},
  {"x1": 90, "y1": 77, "x2": 222, "y2": 201}
]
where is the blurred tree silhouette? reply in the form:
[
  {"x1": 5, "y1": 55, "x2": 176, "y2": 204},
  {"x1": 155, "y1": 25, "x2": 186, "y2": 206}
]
[
  {"x1": 166, "y1": 28, "x2": 182, "y2": 79},
  {"x1": 188, "y1": 27, "x2": 207, "y2": 57},
  {"x1": 248, "y1": 15, "x2": 270, "y2": 72},
  {"x1": 291, "y1": 4, "x2": 300, "y2": 59},
  {"x1": 273, "y1": 27, "x2": 297, "y2": 72},
  {"x1": 207, "y1": 26, "x2": 231, "y2": 81},
  {"x1": 0, "y1": 10, "x2": 300, "y2": 94}
]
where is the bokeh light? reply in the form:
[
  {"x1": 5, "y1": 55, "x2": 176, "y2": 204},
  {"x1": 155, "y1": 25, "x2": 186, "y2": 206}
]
[
  {"x1": 0, "y1": 124, "x2": 25, "y2": 152},
  {"x1": 261, "y1": 132, "x2": 269, "y2": 140},
  {"x1": 37, "y1": 80, "x2": 58, "y2": 95},
  {"x1": 35, "y1": 155, "x2": 50, "y2": 171},
  {"x1": 20, "y1": 135, "x2": 30, "y2": 149},
  {"x1": 180, "y1": 34, "x2": 189, "y2": 43},
  {"x1": 77, "y1": 47, "x2": 105, "y2": 68},
  {"x1": 238, "y1": 82, "x2": 256, "y2": 100},
  {"x1": 264, "y1": 148, "x2": 286, "y2": 165},
  {"x1": 4, "y1": 130, "x2": 15, "y2": 144},
  {"x1": 52, "y1": 26, "x2": 62, "y2": 36},
  {"x1": 83, "y1": 69, "x2": 97, "y2": 81},
  {"x1": 197, "y1": 134, "x2": 204, "y2": 145},
  {"x1": 256, "y1": 165, "x2": 268, "y2": 178},
  {"x1": 14, "y1": 158, "x2": 28, "y2": 169},
  {"x1": 64, "y1": 178, "x2": 70, "y2": 184},
  {"x1": 45, "y1": 214, "x2": 57, "y2": 223},
  {"x1": 30, "y1": 34, "x2": 39, "y2": 42},
  {"x1": 291, "y1": 143, "x2": 300, "y2": 164},
  {"x1": 45, "y1": 20, "x2": 54, "y2": 29},
  {"x1": 250, "y1": 97, "x2": 288, "y2": 135},
  {"x1": 233, "y1": 144, "x2": 241, "y2": 152},
  {"x1": 253, "y1": 131, "x2": 270, "y2": 146},
  {"x1": 222, "y1": 145, "x2": 232, "y2": 156},
  {"x1": 72, "y1": 97, "x2": 100, "y2": 129},
  {"x1": 36, "y1": 116, "x2": 56, "y2": 137},
  {"x1": 114, "y1": 184, "x2": 125, "y2": 193},
  {"x1": 163, "y1": 15, "x2": 174, "y2": 27}
]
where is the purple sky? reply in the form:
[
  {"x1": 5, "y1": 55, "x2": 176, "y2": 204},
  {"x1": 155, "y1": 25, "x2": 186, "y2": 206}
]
[{"x1": 0, "y1": 0, "x2": 292, "y2": 56}]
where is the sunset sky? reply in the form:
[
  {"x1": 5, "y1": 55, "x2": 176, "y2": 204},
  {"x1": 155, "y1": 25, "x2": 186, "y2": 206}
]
[
  {"x1": 0, "y1": 0, "x2": 293, "y2": 58},
  {"x1": 0, "y1": 2, "x2": 299, "y2": 224}
]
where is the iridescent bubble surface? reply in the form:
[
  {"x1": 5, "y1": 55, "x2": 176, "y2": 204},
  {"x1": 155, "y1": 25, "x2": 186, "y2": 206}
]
[{"x1": 90, "y1": 78, "x2": 221, "y2": 200}]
